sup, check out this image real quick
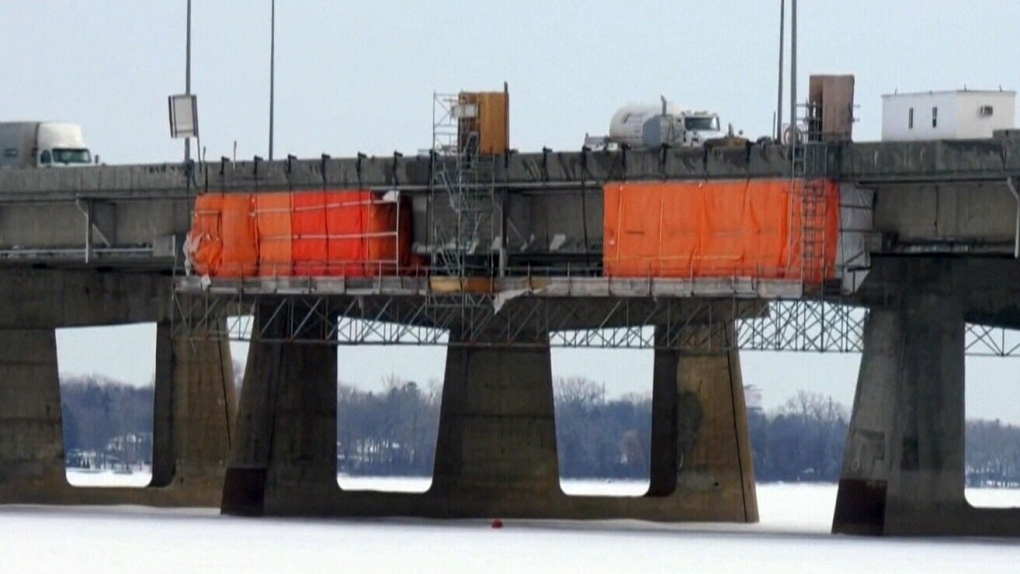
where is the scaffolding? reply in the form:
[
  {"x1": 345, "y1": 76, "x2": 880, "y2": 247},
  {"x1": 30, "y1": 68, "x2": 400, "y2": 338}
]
[
  {"x1": 790, "y1": 98, "x2": 833, "y2": 296},
  {"x1": 429, "y1": 93, "x2": 499, "y2": 278},
  {"x1": 170, "y1": 283, "x2": 1020, "y2": 356}
]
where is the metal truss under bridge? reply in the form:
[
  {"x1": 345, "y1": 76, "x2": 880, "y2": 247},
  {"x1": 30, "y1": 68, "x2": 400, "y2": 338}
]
[{"x1": 173, "y1": 281, "x2": 1020, "y2": 358}]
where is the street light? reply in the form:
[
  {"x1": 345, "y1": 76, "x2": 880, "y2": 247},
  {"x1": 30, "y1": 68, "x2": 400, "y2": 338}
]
[
  {"x1": 790, "y1": 0, "x2": 797, "y2": 137},
  {"x1": 776, "y1": 0, "x2": 785, "y2": 141},
  {"x1": 185, "y1": 0, "x2": 192, "y2": 163},
  {"x1": 269, "y1": 0, "x2": 275, "y2": 160}
]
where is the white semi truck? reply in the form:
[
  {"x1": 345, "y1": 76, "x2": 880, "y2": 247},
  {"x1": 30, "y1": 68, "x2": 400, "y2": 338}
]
[
  {"x1": 0, "y1": 122, "x2": 93, "y2": 168},
  {"x1": 585, "y1": 97, "x2": 734, "y2": 150}
]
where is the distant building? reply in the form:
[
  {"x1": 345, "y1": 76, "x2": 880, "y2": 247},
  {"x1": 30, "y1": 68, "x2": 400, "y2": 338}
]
[
  {"x1": 744, "y1": 385, "x2": 763, "y2": 412},
  {"x1": 881, "y1": 89, "x2": 1015, "y2": 141}
]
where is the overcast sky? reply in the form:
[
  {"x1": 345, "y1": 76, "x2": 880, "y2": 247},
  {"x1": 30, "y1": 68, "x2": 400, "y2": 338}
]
[{"x1": 5, "y1": 1, "x2": 1020, "y2": 420}]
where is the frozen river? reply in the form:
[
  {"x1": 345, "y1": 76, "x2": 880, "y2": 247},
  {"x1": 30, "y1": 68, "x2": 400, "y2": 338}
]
[{"x1": 3, "y1": 472, "x2": 1018, "y2": 573}]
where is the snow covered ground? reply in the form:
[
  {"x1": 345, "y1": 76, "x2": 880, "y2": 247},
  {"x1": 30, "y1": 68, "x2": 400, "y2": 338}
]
[{"x1": 2, "y1": 471, "x2": 1018, "y2": 573}]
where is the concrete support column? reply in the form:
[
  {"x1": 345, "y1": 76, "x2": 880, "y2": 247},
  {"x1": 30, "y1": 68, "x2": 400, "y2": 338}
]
[
  {"x1": 648, "y1": 324, "x2": 758, "y2": 522},
  {"x1": 149, "y1": 321, "x2": 237, "y2": 503},
  {"x1": 429, "y1": 325, "x2": 561, "y2": 504},
  {"x1": 0, "y1": 321, "x2": 237, "y2": 506},
  {"x1": 0, "y1": 328, "x2": 66, "y2": 499},
  {"x1": 216, "y1": 299, "x2": 757, "y2": 522},
  {"x1": 222, "y1": 302, "x2": 337, "y2": 515},
  {"x1": 833, "y1": 293, "x2": 1020, "y2": 536}
]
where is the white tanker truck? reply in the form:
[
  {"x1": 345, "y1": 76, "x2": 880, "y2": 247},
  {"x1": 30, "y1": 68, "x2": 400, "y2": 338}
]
[{"x1": 585, "y1": 97, "x2": 737, "y2": 150}]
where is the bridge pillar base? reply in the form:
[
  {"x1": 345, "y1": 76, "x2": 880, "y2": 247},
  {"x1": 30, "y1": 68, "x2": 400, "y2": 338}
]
[
  {"x1": 833, "y1": 294, "x2": 1020, "y2": 537},
  {"x1": 0, "y1": 328, "x2": 67, "y2": 501},
  {"x1": 0, "y1": 323, "x2": 235, "y2": 507},
  {"x1": 222, "y1": 304, "x2": 338, "y2": 515},
  {"x1": 224, "y1": 303, "x2": 756, "y2": 522},
  {"x1": 646, "y1": 324, "x2": 758, "y2": 522}
]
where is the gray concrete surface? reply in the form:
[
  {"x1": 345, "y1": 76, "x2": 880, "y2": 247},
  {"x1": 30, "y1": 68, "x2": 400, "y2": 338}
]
[
  {"x1": 224, "y1": 300, "x2": 757, "y2": 522},
  {"x1": 222, "y1": 301, "x2": 339, "y2": 515},
  {"x1": 0, "y1": 320, "x2": 236, "y2": 507},
  {"x1": 2, "y1": 138, "x2": 1018, "y2": 197},
  {"x1": 833, "y1": 260, "x2": 1020, "y2": 537},
  {"x1": 648, "y1": 324, "x2": 757, "y2": 522}
]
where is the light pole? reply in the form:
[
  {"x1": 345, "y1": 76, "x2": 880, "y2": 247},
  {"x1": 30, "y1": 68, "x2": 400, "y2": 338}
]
[
  {"x1": 269, "y1": 0, "x2": 275, "y2": 160},
  {"x1": 185, "y1": 0, "x2": 192, "y2": 163},
  {"x1": 776, "y1": 0, "x2": 785, "y2": 141},
  {"x1": 790, "y1": 0, "x2": 797, "y2": 138}
]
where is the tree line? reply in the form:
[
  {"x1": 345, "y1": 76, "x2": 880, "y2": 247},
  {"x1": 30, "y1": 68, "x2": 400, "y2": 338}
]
[
  {"x1": 58, "y1": 375, "x2": 1020, "y2": 486},
  {"x1": 61, "y1": 376, "x2": 155, "y2": 468}
]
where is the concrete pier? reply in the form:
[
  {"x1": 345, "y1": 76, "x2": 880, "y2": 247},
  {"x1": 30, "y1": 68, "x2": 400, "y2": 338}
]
[
  {"x1": 222, "y1": 302, "x2": 339, "y2": 515},
  {"x1": 223, "y1": 299, "x2": 757, "y2": 522},
  {"x1": 429, "y1": 326, "x2": 561, "y2": 502},
  {"x1": 648, "y1": 325, "x2": 758, "y2": 521},
  {"x1": 0, "y1": 328, "x2": 66, "y2": 497},
  {"x1": 0, "y1": 320, "x2": 236, "y2": 506},
  {"x1": 833, "y1": 291, "x2": 1020, "y2": 536},
  {"x1": 147, "y1": 321, "x2": 238, "y2": 503}
]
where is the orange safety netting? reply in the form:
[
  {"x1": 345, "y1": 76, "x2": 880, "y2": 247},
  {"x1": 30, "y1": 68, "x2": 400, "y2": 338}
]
[
  {"x1": 603, "y1": 179, "x2": 839, "y2": 281},
  {"x1": 325, "y1": 190, "x2": 368, "y2": 276},
  {"x1": 219, "y1": 194, "x2": 258, "y2": 277},
  {"x1": 254, "y1": 193, "x2": 293, "y2": 277},
  {"x1": 189, "y1": 194, "x2": 223, "y2": 276},
  {"x1": 292, "y1": 191, "x2": 329, "y2": 276},
  {"x1": 188, "y1": 189, "x2": 411, "y2": 278}
]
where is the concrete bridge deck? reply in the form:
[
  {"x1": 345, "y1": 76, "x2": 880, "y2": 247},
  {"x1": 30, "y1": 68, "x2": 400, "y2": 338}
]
[{"x1": 0, "y1": 137, "x2": 1016, "y2": 272}]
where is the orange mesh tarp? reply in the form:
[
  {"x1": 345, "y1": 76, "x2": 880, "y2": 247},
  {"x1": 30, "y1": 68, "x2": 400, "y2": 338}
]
[
  {"x1": 189, "y1": 194, "x2": 223, "y2": 276},
  {"x1": 254, "y1": 193, "x2": 293, "y2": 277},
  {"x1": 604, "y1": 179, "x2": 839, "y2": 281},
  {"x1": 325, "y1": 190, "x2": 368, "y2": 276},
  {"x1": 292, "y1": 191, "x2": 328, "y2": 276},
  {"x1": 190, "y1": 189, "x2": 413, "y2": 278},
  {"x1": 219, "y1": 194, "x2": 258, "y2": 277},
  {"x1": 324, "y1": 190, "x2": 411, "y2": 277}
]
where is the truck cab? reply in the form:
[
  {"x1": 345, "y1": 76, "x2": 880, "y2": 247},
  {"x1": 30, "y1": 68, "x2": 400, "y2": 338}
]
[
  {"x1": 680, "y1": 112, "x2": 724, "y2": 146},
  {"x1": 35, "y1": 123, "x2": 92, "y2": 166},
  {"x1": 0, "y1": 122, "x2": 92, "y2": 168}
]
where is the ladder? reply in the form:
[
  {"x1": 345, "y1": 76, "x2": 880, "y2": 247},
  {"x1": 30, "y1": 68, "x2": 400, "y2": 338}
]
[{"x1": 790, "y1": 102, "x2": 829, "y2": 293}]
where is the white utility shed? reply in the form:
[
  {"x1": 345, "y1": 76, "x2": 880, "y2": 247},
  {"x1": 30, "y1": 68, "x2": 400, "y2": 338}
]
[{"x1": 881, "y1": 89, "x2": 1015, "y2": 141}]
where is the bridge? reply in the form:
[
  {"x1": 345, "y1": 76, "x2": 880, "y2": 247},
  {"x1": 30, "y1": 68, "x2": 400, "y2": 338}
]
[{"x1": 2, "y1": 133, "x2": 1020, "y2": 536}]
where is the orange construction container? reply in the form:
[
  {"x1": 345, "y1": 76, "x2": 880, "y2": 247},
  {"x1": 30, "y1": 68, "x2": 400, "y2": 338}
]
[
  {"x1": 603, "y1": 179, "x2": 839, "y2": 281},
  {"x1": 219, "y1": 194, "x2": 258, "y2": 277},
  {"x1": 291, "y1": 191, "x2": 329, "y2": 276},
  {"x1": 189, "y1": 193, "x2": 224, "y2": 277},
  {"x1": 254, "y1": 193, "x2": 293, "y2": 277}
]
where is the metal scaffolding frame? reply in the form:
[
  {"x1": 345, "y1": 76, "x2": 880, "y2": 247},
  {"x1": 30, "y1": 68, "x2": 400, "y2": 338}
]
[
  {"x1": 171, "y1": 284, "x2": 1020, "y2": 357},
  {"x1": 429, "y1": 93, "x2": 499, "y2": 277}
]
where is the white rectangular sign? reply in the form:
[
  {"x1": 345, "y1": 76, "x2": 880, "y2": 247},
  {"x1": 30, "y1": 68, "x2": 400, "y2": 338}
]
[{"x1": 168, "y1": 94, "x2": 199, "y2": 139}]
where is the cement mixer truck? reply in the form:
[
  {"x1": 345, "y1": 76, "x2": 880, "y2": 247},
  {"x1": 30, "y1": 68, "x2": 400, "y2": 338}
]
[{"x1": 584, "y1": 97, "x2": 739, "y2": 150}]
